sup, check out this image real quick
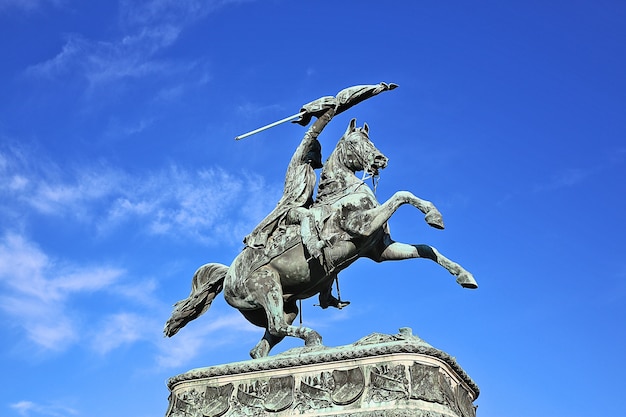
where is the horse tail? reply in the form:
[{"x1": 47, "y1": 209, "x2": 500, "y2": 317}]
[{"x1": 164, "y1": 263, "x2": 228, "y2": 337}]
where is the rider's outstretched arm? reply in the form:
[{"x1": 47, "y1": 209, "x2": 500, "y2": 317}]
[{"x1": 286, "y1": 82, "x2": 397, "y2": 181}]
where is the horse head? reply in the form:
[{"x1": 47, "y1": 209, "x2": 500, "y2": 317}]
[{"x1": 338, "y1": 118, "x2": 388, "y2": 176}]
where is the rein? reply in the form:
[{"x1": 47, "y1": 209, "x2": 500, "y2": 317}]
[
  {"x1": 361, "y1": 171, "x2": 380, "y2": 195},
  {"x1": 344, "y1": 131, "x2": 381, "y2": 195}
]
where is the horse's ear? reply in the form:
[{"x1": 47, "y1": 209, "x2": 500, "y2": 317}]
[
  {"x1": 344, "y1": 118, "x2": 357, "y2": 137},
  {"x1": 363, "y1": 122, "x2": 369, "y2": 134}
]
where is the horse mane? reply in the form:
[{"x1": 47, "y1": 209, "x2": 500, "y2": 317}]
[{"x1": 316, "y1": 119, "x2": 369, "y2": 204}]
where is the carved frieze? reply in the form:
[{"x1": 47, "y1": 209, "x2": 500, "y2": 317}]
[
  {"x1": 295, "y1": 372, "x2": 334, "y2": 412},
  {"x1": 165, "y1": 330, "x2": 479, "y2": 417},
  {"x1": 264, "y1": 376, "x2": 294, "y2": 412},
  {"x1": 368, "y1": 363, "x2": 409, "y2": 402},
  {"x1": 204, "y1": 384, "x2": 234, "y2": 417},
  {"x1": 169, "y1": 384, "x2": 234, "y2": 417},
  {"x1": 456, "y1": 383, "x2": 477, "y2": 417},
  {"x1": 410, "y1": 362, "x2": 445, "y2": 404},
  {"x1": 332, "y1": 367, "x2": 365, "y2": 405}
]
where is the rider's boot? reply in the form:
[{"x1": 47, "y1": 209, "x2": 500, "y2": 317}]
[{"x1": 318, "y1": 292, "x2": 350, "y2": 309}]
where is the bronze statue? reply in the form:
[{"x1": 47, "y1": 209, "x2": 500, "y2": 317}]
[{"x1": 164, "y1": 83, "x2": 477, "y2": 358}]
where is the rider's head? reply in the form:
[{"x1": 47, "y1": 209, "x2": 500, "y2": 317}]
[{"x1": 304, "y1": 138, "x2": 323, "y2": 169}]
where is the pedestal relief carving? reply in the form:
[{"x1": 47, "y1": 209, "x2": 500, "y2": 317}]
[
  {"x1": 368, "y1": 363, "x2": 409, "y2": 402},
  {"x1": 331, "y1": 368, "x2": 365, "y2": 405},
  {"x1": 165, "y1": 329, "x2": 478, "y2": 417},
  {"x1": 296, "y1": 372, "x2": 334, "y2": 412}
]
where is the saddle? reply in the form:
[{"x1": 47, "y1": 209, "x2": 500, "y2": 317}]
[{"x1": 246, "y1": 207, "x2": 335, "y2": 275}]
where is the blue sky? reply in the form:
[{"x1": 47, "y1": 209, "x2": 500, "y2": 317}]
[{"x1": 1, "y1": 1, "x2": 625, "y2": 416}]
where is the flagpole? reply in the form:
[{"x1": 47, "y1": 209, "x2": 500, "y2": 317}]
[{"x1": 234, "y1": 111, "x2": 306, "y2": 140}]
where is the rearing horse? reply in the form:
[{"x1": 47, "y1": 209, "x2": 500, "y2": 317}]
[{"x1": 164, "y1": 119, "x2": 477, "y2": 358}]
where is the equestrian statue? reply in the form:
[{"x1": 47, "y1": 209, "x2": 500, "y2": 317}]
[{"x1": 164, "y1": 82, "x2": 478, "y2": 358}]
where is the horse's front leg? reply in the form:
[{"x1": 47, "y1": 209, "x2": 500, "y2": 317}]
[
  {"x1": 372, "y1": 238, "x2": 478, "y2": 289},
  {"x1": 344, "y1": 191, "x2": 444, "y2": 236}
]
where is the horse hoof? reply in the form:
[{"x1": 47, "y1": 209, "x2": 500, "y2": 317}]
[
  {"x1": 249, "y1": 340, "x2": 270, "y2": 359},
  {"x1": 425, "y1": 211, "x2": 445, "y2": 229},
  {"x1": 304, "y1": 331, "x2": 322, "y2": 346},
  {"x1": 456, "y1": 272, "x2": 478, "y2": 289}
]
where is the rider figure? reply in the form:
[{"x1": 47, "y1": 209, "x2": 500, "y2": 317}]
[
  {"x1": 243, "y1": 96, "x2": 335, "y2": 261},
  {"x1": 243, "y1": 96, "x2": 349, "y2": 309},
  {"x1": 244, "y1": 83, "x2": 397, "y2": 309}
]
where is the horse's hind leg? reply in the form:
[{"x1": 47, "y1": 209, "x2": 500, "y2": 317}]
[
  {"x1": 374, "y1": 240, "x2": 478, "y2": 289},
  {"x1": 419, "y1": 244, "x2": 477, "y2": 288},
  {"x1": 247, "y1": 267, "x2": 321, "y2": 358},
  {"x1": 249, "y1": 300, "x2": 299, "y2": 358},
  {"x1": 250, "y1": 330, "x2": 284, "y2": 359}
]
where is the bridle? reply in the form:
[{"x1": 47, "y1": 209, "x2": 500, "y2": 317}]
[{"x1": 342, "y1": 130, "x2": 382, "y2": 195}]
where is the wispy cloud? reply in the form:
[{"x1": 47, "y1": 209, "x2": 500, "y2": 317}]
[
  {"x1": 118, "y1": 0, "x2": 243, "y2": 28},
  {"x1": 236, "y1": 102, "x2": 286, "y2": 122},
  {"x1": 498, "y1": 147, "x2": 626, "y2": 205},
  {"x1": 155, "y1": 312, "x2": 257, "y2": 369},
  {"x1": 10, "y1": 400, "x2": 78, "y2": 417},
  {"x1": 0, "y1": 144, "x2": 278, "y2": 355},
  {"x1": 23, "y1": 0, "x2": 250, "y2": 89},
  {"x1": 0, "y1": 231, "x2": 177, "y2": 357},
  {"x1": 25, "y1": 28, "x2": 181, "y2": 86},
  {"x1": 532, "y1": 168, "x2": 589, "y2": 192},
  {"x1": 90, "y1": 312, "x2": 156, "y2": 354},
  {"x1": 0, "y1": 233, "x2": 124, "y2": 351},
  {"x1": 100, "y1": 166, "x2": 277, "y2": 245},
  {"x1": 0, "y1": 0, "x2": 64, "y2": 14},
  {"x1": 104, "y1": 117, "x2": 155, "y2": 139},
  {"x1": 0, "y1": 145, "x2": 279, "y2": 245}
]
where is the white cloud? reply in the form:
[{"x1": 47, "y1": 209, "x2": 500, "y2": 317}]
[
  {"x1": 9, "y1": 174, "x2": 29, "y2": 190},
  {"x1": 77, "y1": 297, "x2": 261, "y2": 369},
  {"x1": 23, "y1": 0, "x2": 249, "y2": 89},
  {"x1": 25, "y1": 30, "x2": 179, "y2": 86},
  {"x1": 0, "y1": 147, "x2": 123, "y2": 220},
  {"x1": 10, "y1": 400, "x2": 77, "y2": 417},
  {"x1": 533, "y1": 168, "x2": 588, "y2": 192},
  {"x1": 98, "y1": 165, "x2": 277, "y2": 245},
  {"x1": 0, "y1": 233, "x2": 125, "y2": 351},
  {"x1": 24, "y1": 36, "x2": 82, "y2": 79},
  {"x1": 236, "y1": 102, "x2": 286, "y2": 121},
  {"x1": 111, "y1": 278, "x2": 160, "y2": 308},
  {"x1": 28, "y1": 171, "x2": 120, "y2": 217},
  {"x1": 91, "y1": 312, "x2": 154, "y2": 354},
  {"x1": 119, "y1": 0, "x2": 253, "y2": 28},
  {"x1": 104, "y1": 117, "x2": 155, "y2": 139},
  {"x1": 119, "y1": 0, "x2": 207, "y2": 27},
  {"x1": 0, "y1": 144, "x2": 280, "y2": 355},
  {"x1": 0, "y1": 0, "x2": 64, "y2": 13},
  {"x1": 156, "y1": 312, "x2": 257, "y2": 369},
  {"x1": 0, "y1": 145, "x2": 279, "y2": 245},
  {"x1": 0, "y1": 231, "x2": 174, "y2": 356},
  {"x1": 0, "y1": 292, "x2": 78, "y2": 350}
]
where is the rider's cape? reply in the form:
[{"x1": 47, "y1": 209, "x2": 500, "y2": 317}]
[{"x1": 243, "y1": 137, "x2": 318, "y2": 250}]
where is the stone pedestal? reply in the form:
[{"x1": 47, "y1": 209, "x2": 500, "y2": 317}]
[{"x1": 165, "y1": 328, "x2": 479, "y2": 417}]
